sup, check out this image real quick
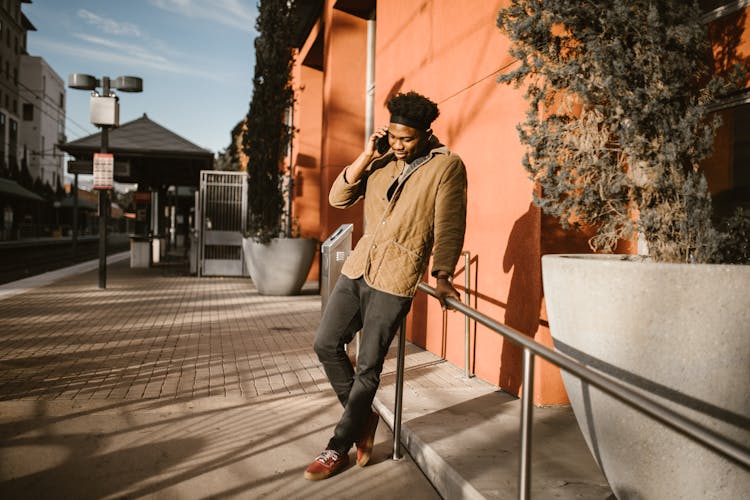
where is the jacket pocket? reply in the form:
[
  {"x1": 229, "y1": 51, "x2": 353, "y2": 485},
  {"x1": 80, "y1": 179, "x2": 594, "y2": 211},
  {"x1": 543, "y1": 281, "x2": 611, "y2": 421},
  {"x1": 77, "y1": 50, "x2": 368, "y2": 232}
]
[{"x1": 371, "y1": 240, "x2": 422, "y2": 295}]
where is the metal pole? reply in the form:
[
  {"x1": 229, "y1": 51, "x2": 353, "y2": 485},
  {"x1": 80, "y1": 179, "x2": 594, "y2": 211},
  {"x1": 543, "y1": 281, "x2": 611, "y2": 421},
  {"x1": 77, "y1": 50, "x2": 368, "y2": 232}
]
[
  {"x1": 285, "y1": 105, "x2": 294, "y2": 237},
  {"x1": 463, "y1": 251, "x2": 471, "y2": 378},
  {"x1": 519, "y1": 347, "x2": 535, "y2": 500},
  {"x1": 392, "y1": 316, "x2": 407, "y2": 460},
  {"x1": 72, "y1": 172, "x2": 78, "y2": 258},
  {"x1": 365, "y1": 10, "x2": 376, "y2": 142},
  {"x1": 98, "y1": 76, "x2": 110, "y2": 289}
]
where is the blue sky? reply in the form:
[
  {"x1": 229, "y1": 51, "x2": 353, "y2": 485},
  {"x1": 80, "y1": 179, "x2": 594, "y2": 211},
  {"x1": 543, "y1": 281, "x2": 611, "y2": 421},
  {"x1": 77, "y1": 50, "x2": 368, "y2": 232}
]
[{"x1": 24, "y1": 0, "x2": 258, "y2": 157}]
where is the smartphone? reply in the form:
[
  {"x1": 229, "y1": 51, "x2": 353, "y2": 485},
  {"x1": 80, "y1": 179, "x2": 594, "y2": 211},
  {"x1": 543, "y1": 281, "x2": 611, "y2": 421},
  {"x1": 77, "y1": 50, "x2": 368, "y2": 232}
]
[{"x1": 376, "y1": 134, "x2": 390, "y2": 154}]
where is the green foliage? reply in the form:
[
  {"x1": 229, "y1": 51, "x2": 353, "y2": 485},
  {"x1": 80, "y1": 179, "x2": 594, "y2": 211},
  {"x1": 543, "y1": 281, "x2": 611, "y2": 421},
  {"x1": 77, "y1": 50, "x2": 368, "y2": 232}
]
[
  {"x1": 19, "y1": 159, "x2": 33, "y2": 190},
  {"x1": 215, "y1": 119, "x2": 244, "y2": 171},
  {"x1": 497, "y1": 0, "x2": 742, "y2": 263},
  {"x1": 716, "y1": 208, "x2": 750, "y2": 264},
  {"x1": 242, "y1": 0, "x2": 296, "y2": 243}
]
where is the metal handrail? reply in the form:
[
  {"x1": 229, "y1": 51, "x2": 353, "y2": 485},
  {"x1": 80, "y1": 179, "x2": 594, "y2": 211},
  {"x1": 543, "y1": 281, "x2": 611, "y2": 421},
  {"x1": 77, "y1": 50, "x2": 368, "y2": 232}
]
[{"x1": 390, "y1": 281, "x2": 750, "y2": 499}]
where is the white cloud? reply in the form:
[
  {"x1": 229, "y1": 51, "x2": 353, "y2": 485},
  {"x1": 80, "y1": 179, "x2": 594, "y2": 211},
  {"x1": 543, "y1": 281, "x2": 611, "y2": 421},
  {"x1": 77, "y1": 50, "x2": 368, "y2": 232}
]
[
  {"x1": 77, "y1": 9, "x2": 142, "y2": 37},
  {"x1": 33, "y1": 35, "x2": 224, "y2": 82},
  {"x1": 149, "y1": 0, "x2": 257, "y2": 33}
]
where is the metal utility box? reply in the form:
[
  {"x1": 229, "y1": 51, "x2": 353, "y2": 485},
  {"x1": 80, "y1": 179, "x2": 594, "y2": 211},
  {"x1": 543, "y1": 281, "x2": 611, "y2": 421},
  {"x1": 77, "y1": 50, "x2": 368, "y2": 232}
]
[
  {"x1": 321, "y1": 224, "x2": 353, "y2": 313},
  {"x1": 90, "y1": 95, "x2": 119, "y2": 126}
]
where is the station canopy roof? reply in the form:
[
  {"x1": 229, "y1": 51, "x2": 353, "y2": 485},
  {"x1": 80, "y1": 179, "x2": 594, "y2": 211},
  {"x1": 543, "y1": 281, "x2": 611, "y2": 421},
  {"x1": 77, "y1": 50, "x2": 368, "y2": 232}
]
[
  {"x1": 59, "y1": 114, "x2": 214, "y2": 189},
  {"x1": 0, "y1": 177, "x2": 44, "y2": 202}
]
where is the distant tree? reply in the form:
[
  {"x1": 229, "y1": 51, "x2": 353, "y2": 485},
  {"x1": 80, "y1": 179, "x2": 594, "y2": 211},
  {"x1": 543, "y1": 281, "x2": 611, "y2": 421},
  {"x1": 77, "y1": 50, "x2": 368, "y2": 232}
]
[
  {"x1": 114, "y1": 189, "x2": 135, "y2": 211},
  {"x1": 55, "y1": 177, "x2": 65, "y2": 198},
  {"x1": 8, "y1": 159, "x2": 20, "y2": 183},
  {"x1": 42, "y1": 181, "x2": 55, "y2": 200},
  {"x1": 32, "y1": 177, "x2": 44, "y2": 197},
  {"x1": 18, "y1": 159, "x2": 33, "y2": 189},
  {"x1": 242, "y1": 0, "x2": 297, "y2": 243},
  {"x1": 215, "y1": 119, "x2": 244, "y2": 171}
]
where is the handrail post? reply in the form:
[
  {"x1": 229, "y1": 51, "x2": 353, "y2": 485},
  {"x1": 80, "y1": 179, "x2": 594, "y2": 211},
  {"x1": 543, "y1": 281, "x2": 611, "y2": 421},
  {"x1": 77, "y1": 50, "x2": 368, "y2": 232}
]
[
  {"x1": 463, "y1": 251, "x2": 471, "y2": 378},
  {"x1": 392, "y1": 316, "x2": 407, "y2": 460},
  {"x1": 519, "y1": 347, "x2": 534, "y2": 500}
]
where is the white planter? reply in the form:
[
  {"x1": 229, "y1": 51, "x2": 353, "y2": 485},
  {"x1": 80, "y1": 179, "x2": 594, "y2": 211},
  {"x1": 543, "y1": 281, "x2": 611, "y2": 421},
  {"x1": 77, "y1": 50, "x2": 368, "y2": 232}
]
[
  {"x1": 542, "y1": 254, "x2": 750, "y2": 500},
  {"x1": 243, "y1": 237, "x2": 317, "y2": 295}
]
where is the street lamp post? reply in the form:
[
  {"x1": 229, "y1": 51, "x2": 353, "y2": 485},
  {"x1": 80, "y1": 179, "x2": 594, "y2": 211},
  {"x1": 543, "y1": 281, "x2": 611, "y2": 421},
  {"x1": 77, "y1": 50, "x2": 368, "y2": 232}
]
[{"x1": 68, "y1": 73, "x2": 143, "y2": 289}]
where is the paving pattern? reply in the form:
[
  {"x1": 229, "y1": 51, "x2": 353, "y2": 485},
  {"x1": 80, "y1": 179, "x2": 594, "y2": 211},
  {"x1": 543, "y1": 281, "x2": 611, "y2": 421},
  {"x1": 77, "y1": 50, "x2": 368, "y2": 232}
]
[{"x1": 0, "y1": 260, "x2": 329, "y2": 401}]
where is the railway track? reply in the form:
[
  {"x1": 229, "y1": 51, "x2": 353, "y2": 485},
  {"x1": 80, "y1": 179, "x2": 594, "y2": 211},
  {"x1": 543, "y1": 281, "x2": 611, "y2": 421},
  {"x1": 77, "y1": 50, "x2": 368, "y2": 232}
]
[{"x1": 0, "y1": 234, "x2": 130, "y2": 285}]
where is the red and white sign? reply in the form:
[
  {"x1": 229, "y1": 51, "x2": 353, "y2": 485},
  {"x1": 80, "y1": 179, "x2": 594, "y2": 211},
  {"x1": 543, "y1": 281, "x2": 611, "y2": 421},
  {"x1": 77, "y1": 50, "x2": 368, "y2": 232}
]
[{"x1": 93, "y1": 153, "x2": 114, "y2": 190}]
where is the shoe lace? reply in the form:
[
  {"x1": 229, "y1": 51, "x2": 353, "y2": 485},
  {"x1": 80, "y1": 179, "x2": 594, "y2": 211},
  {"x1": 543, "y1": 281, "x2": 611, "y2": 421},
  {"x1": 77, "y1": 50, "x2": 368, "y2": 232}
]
[{"x1": 315, "y1": 449, "x2": 340, "y2": 465}]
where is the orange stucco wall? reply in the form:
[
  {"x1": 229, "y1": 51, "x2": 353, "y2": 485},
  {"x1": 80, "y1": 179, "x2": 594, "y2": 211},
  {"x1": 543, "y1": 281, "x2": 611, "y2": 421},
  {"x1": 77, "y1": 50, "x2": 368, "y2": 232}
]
[
  {"x1": 371, "y1": 0, "x2": 566, "y2": 404},
  {"x1": 292, "y1": 61, "x2": 324, "y2": 281},
  {"x1": 319, "y1": 4, "x2": 368, "y2": 243},
  {"x1": 291, "y1": 2, "x2": 748, "y2": 406}
]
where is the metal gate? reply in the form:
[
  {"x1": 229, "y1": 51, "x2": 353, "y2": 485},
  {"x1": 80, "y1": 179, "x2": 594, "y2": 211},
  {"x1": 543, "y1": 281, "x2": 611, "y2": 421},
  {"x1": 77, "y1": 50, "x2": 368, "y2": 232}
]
[{"x1": 198, "y1": 171, "x2": 248, "y2": 277}]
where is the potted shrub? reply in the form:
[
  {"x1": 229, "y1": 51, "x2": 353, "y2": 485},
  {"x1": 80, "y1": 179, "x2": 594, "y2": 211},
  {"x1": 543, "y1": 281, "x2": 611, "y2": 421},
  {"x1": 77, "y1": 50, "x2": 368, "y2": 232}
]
[
  {"x1": 497, "y1": 1, "x2": 749, "y2": 498},
  {"x1": 241, "y1": 0, "x2": 315, "y2": 295}
]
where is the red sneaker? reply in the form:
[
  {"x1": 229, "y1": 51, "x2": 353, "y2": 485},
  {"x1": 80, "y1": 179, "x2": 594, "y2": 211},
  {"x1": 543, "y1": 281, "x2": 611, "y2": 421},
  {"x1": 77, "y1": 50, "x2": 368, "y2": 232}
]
[
  {"x1": 355, "y1": 410, "x2": 380, "y2": 466},
  {"x1": 303, "y1": 448, "x2": 349, "y2": 480}
]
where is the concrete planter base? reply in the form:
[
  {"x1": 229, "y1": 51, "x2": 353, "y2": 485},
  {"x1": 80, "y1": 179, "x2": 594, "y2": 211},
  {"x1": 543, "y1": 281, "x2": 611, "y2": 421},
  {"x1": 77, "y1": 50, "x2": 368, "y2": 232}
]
[
  {"x1": 542, "y1": 254, "x2": 750, "y2": 500},
  {"x1": 243, "y1": 237, "x2": 316, "y2": 296}
]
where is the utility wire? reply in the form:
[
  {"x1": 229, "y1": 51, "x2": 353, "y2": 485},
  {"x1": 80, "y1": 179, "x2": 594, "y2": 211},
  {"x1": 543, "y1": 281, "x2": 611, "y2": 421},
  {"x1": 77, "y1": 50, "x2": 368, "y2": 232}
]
[
  {"x1": 16, "y1": 79, "x2": 94, "y2": 137},
  {"x1": 438, "y1": 59, "x2": 521, "y2": 105},
  {"x1": 0, "y1": 76, "x2": 94, "y2": 138}
]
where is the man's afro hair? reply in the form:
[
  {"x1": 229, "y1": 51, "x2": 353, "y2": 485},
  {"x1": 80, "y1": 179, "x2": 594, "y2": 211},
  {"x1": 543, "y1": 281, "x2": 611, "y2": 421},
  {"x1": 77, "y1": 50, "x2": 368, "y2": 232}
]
[{"x1": 386, "y1": 91, "x2": 439, "y2": 128}]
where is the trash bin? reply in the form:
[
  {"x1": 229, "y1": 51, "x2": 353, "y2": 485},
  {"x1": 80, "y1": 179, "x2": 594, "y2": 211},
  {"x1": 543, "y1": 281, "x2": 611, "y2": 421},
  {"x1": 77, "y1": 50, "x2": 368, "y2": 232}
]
[
  {"x1": 189, "y1": 229, "x2": 199, "y2": 274},
  {"x1": 130, "y1": 234, "x2": 152, "y2": 268},
  {"x1": 320, "y1": 224, "x2": 353, "y2": 313}
]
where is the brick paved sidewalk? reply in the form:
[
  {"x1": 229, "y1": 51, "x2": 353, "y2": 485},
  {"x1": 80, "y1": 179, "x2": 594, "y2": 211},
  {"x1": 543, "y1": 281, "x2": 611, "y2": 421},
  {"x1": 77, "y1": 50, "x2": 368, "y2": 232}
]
[
  {"x1": 0, "y1": 259, "x2": 327, "y2": 401},
  {"x1": 0, "y1": 255, "x2": 442, "y2": 500}
]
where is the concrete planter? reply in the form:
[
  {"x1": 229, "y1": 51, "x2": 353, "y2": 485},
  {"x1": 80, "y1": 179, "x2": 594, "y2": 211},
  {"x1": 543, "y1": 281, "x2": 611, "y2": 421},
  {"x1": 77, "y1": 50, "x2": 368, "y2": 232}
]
[
  {"x1": 542, "y1": 254, "x2": 750, "y2": 500},
  {"x1": 243, "y1": 237, "x2": 317, "y2": 295}
]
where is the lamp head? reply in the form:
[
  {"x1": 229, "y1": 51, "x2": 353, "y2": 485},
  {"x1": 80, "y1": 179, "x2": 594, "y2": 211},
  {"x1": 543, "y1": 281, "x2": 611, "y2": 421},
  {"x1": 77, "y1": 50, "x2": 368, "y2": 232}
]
[
  {"x1": 113, "y1": 76, "x2": 143, "y2": 93},
  {"x1": 68, "y1": 73, "x2": 98, "y2": 90}
]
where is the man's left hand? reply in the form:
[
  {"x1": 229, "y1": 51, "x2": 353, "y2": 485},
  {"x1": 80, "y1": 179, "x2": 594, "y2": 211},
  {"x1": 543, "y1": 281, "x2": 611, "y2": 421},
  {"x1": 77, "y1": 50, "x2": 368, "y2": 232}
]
[{"x1": 435, "y1": 278, "x2": 460, "y2": 310}]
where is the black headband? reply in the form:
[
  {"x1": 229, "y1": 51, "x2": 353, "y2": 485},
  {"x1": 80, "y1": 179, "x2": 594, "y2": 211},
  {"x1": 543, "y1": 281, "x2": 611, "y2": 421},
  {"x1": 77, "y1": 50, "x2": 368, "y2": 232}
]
[{"x1": 390, "y1": 114, "x2": 430, "y2": 131}]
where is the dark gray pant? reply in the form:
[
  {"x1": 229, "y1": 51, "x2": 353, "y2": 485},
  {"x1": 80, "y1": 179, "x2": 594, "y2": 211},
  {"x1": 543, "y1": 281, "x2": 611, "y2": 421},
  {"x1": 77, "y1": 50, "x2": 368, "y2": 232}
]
[{"x1": 313, "y1": 275, "x2": 413, "y2": 455}]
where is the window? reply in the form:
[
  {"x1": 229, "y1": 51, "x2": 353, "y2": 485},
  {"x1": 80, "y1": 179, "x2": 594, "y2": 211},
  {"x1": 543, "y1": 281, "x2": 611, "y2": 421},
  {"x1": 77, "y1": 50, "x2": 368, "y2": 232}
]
[
  {"x1": 0, "y1": 112, "x2": 5, "y2": 157},
  {"x1": 9, "y1": 118, "x2": 17, "y2": 161},
  {"x1": 22, "y1": 103, "x2": 32, "y2": 120},
  {"x1": 59, "y1": 92, "x2": 64, "y2": 108},
  {"x1": 41, "y1": 136, "x2": 45, "y2": 158},
  {"x1": 705, "y1": 100, "x2": 750, "y2": 217}
]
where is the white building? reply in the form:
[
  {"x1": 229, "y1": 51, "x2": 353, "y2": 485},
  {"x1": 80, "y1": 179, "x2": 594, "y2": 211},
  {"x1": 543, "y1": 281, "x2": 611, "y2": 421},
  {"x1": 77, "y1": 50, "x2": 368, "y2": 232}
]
[{"x1": 19, "y1": 55, "x2": 65, "y2": 188}]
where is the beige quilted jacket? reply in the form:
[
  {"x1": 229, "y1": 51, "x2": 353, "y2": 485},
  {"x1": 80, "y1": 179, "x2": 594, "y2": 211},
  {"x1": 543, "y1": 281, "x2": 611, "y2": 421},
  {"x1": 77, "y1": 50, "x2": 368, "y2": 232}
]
[{"x1": 329, "y1": 139, "x2": 467, "y2": 297}]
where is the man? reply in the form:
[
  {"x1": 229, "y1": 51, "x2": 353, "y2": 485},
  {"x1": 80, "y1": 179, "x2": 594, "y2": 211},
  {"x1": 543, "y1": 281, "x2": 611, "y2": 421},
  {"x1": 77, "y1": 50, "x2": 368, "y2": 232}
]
[{"x1": 304, "y1": 91, "x2": 467, "y2": 480}]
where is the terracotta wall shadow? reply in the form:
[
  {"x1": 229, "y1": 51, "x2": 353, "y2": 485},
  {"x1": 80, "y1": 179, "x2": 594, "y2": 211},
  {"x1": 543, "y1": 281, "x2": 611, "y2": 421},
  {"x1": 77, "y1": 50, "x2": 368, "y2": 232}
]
[{"x1": 499, "y1": 203, "x2": 542, "y2": 394}]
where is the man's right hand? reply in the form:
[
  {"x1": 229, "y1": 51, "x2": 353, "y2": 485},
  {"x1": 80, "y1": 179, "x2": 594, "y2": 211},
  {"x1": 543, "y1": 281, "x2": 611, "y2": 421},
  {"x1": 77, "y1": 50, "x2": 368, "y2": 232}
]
[
  {"x1": 365, "y1": 126, "x2": 389, "y2": 157},
  {"x1": 347, "y1": 126, "x2": 389, "y2": 184}
]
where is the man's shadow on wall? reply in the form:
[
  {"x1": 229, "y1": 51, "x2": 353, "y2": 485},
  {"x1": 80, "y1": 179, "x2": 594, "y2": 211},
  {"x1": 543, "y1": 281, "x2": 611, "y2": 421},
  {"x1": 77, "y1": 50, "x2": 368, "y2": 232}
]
[{"x1": 499, "y1": 203, "x2": 594, "y2": 394}]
